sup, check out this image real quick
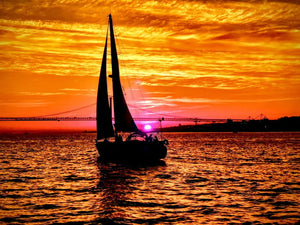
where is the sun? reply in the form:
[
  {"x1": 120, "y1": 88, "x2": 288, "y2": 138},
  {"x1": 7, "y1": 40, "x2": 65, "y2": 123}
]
[{"x1": 143, "y1": 124, "x2": 152, "y2": 132}]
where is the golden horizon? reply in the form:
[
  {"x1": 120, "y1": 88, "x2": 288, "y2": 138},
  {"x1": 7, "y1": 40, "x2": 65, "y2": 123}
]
[{"x1": 0, "y1": 0, "x2": 299, "y2": 130}]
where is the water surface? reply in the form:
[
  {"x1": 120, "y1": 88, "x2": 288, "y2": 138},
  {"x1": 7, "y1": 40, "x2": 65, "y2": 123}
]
[{"x1": 0, "y1": 132, "x2": 299, "y2": 224}]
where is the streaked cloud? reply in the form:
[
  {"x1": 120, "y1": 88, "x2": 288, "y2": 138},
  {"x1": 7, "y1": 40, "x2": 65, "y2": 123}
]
[
  {"x1": 19, "y1": 91, "x2": 65, "y2": 96},
  {"x1": 0, "y1": 0, "x2": 299, "y2": 119}
]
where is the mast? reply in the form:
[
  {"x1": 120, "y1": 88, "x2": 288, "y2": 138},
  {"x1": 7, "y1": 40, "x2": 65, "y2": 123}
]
[
  {"x1": 109, "y1": 14, "x2": 139, "y2": 133},
  {"x1": 96, "y1": 30, "x2": 115, "y2": 140}
]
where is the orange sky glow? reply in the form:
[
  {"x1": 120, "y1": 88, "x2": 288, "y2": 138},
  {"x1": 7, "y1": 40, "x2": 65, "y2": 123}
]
[{"x1": 0, "y1": 0, "x2": 299, "y2": 132}]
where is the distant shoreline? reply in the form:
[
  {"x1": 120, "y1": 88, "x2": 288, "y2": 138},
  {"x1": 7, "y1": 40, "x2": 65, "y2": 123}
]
[{"x1": 160, "y1": 116, "x2": 300, "y2": 133}]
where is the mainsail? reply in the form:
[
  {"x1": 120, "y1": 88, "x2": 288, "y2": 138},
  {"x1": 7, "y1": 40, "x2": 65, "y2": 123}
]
[
  {"x1": 96, "y1": 31, "x2": 114, "y2": 140},
  {"x1": 108, "y1": 14, "x2": 139, "y2": 132}
]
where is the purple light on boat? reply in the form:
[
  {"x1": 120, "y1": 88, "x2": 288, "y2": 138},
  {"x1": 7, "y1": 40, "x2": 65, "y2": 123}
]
[{"x1": 143, "y1": 124, "x2": 152, "y2": 132}]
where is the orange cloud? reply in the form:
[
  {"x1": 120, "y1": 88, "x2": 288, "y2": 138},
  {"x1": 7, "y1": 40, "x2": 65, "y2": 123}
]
[{"x1": 0, "y1": 0, "x2": 299, "y2": 131}]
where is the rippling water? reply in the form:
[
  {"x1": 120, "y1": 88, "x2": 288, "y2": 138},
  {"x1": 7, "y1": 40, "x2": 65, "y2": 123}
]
[{"x1": 0, "y1": 132, "x2": 299, "y2": 224}]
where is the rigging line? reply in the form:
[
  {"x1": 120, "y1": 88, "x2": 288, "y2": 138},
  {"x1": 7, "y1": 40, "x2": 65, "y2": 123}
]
[
  {"x1": 113, "y1": 20, "x2": 140, "y2": 117},
  {"x1": 36, "y1": 103, "x2": 96, "y2": 118},
  {"x1": 113, "y1": 22, "x2": 147, "y2": 119},
  {"x1": 127, "y1": 103, "x2": 187, "y2": 119}
]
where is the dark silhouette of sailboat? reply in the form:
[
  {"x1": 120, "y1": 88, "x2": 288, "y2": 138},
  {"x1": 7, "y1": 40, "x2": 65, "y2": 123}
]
[{"x1": 95, "y1": 14, "x2": 168, "y2": 162}]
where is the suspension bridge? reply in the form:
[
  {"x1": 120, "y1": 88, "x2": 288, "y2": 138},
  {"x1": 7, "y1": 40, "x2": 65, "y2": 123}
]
[
  {"x1": 0, "y1": 103, "x2": 262, "y2": 124},
  {"x1": 0, "y1": 116, "x2": 235, "y2": 123}
]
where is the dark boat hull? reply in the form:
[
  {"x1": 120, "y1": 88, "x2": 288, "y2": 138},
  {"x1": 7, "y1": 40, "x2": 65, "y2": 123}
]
[{"x1": 96, "y1": 140, "x2": 167, "y2": 162}]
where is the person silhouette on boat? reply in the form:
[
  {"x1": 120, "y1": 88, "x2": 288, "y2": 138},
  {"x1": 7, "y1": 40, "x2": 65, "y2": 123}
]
[
  {"x1": 116, "y1": 134, "x2": 123, "y2": 142},
  {"x1": 146, "y1": 134, "x2": 153, "y2": 142}
]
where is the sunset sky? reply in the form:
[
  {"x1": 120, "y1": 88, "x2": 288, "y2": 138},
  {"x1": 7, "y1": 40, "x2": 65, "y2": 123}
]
[{"x1": 0, "y1": 0, "x2": 299, "y2": 131}]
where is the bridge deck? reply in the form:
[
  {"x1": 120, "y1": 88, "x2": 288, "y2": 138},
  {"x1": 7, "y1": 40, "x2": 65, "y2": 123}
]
[{"x1": 0, "y1": 117, "x2": 242, "y2": 122}]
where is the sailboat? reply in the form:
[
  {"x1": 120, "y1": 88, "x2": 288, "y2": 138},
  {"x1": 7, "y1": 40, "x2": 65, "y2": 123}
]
[{"x1": 95, "y1": 14, "x2": 168, "y2": 162}]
